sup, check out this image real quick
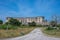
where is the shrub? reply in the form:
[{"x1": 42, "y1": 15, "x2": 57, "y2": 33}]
[
  {"x1": 57, "y1": 24, "x2": 60, "y2": 27},
  {"x1": 7, "y1": 25, "x2": 18, "y2": 29},
  {"x1": 0, "y1": 25, "x2": 17, "y2": 30},
  {"x1": 22, "y1": 24, "x2": 26, "y2": 26},
  {"x1": 28, "y1": 21, "x2": 36, "y2": 26},
  {"x1": 0, "y1": 20, "x2": 3, "y2": 24},
  {"x1": 46, "y1": 27, "x2": 54, "y2": 30},
  {"x1": 36, "y1": 25, "x2": 42, "y2": 27},
  {"x1": 0, "y1": 25, "x2": 6, "y2": 29},
  {"x1": 8, "y1": 18, "x2": 22, "y2": 26},
  {"x1": 50, "y1": 21, "x2": 56, "y2": 27}
]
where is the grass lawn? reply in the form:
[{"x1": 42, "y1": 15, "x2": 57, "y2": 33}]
[
  {"x1": 41, "y1": 27, "x2": 60, "y2": 38},
  {"x1": 0, "y1": 27, "x2": 35, "y2": 38}
]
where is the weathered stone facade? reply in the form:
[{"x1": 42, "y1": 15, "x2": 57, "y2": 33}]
[{"x1": 6, "y1": 16, "x2": 49, "y2": 25}]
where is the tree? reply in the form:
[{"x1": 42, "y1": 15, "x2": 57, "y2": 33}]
[
  {"x1": 28, "y1": 22, "x2": 31, "y2": 26},
  {"x1": 31, "y1": 21, "x2": 36, "y2": 26},
  {"x1": 0, "y1": 20, "x2": 3, "y2": 24},
  {"x1": 28, "y1": 21, "x2": 36, "y2": 26},
  {"x1": 51, "y1": 14, "x2": 58, "y2": 27},
  {"x1": 50, "y1": 21, "x2": 56, "y2": 27},
  {"x1": 8, "y1": 18, "x2": 21, "y2": 26},
  {"x1": 5, "y1": 22, "x2": 9, "y2": 25}
]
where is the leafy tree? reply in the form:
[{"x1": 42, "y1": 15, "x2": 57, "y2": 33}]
[
  {"x1": 31, "y1": 21, "x2": 36, "y2": 26},
  {"x1": 50, "y1": 21, "x2": 56, "y2": 27},
  {"x1": 28, "y1": 21, "x2": 36, "y2": 26},
  {"x1": 0, "y1": 20, "x2": 3, "y2": 24},
  {"x1": 8, "y1": 18, "x2": 21, "y2": 26},
  {"x1": 51, "y1": 14, "x2": 60, "y2": 27},
  {"x1": 5, "y1": 22, "x2": 9, "y2": 25},
  {"x1": 28, "y1": 22, "x2": 31, "y2": 26},
  {"x1": 57, "y1": 24, "x2": 60, "y2": 27}
]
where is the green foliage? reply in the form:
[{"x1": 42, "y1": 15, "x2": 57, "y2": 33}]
[
  {"x1": 36, "y1": 25, "x2": 42, "y2": 27},
  {"x1": 28, "y1": 21, "x2": 36, "y2": 26},
  {"x1": 5, "y1": 22, "x2": 9, "y2": 25},
  {"x1": 8, "y1": 18, "x2": 21, "y2": 26},
  {"x1": 0, "y1": 25, "x2": 7, "y2": 29},
  {"x1": 0, "y1": 20, "x2": 3, "y2": 24},
  {"x1": 0, "y1": 25, "x2": 18, "y2": 30},
  {"x1": 46, "y1": 27, "x2": 54, "y2": 30},
  {"x1": 57, "y1": 24, "x2": 60, "y2": 27},
  {"x1": 50, "y1": 21, "x2": 56, "y2": 27},
  {"x1": 28, "y1": 22, "x2": 31, "y2": 26},
  {"x1": 22, "y1": 24, "x2": 26, "y2": 26}
]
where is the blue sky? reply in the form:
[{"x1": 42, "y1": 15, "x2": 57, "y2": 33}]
[{"x1": 0, "y1": 0, "x2": 60, "y2": 22}]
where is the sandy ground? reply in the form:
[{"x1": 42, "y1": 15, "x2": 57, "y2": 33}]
[{"x1": 0, "y1": 28, "x2": 60, "y2": 40}]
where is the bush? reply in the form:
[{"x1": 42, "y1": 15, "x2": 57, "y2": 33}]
[
  {"x1": 28, "y1": 21, "x2": 36, "y2": 26},
  {"x1": 0, "y1": 25, "x2": 7, "y2": 29},
  {"x1": 36, "y1": 25, "x2": 42, "y2": 27},
  {"x1": 22, "y1": 24, "x2": 26, "y2": 26},
  {"x1": 8, "y1": 18, "x2": 21, "y2": 26},
  {"x1": 46, "y1": 27, "x2": 54, "y2": 30},
  {"x1": 57, "y1": 24, "x2": 60, "y2": 27},
  {"x1": 0, "y1": 25, "x2": 18, "y2": 30},
  {"x1": 50, "y1": 21, "x2": 56, "y2": 27},
  {"x1": 7, "y1": 25, "x2": 18, "y2": 29},
  {"x1": 0, "y1": 20, "x2": 3, "y2": 24}
]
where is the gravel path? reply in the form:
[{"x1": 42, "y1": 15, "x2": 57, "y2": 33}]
[{"x1": 0, "y1": 28, "x2": 60, "y2": 40}]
